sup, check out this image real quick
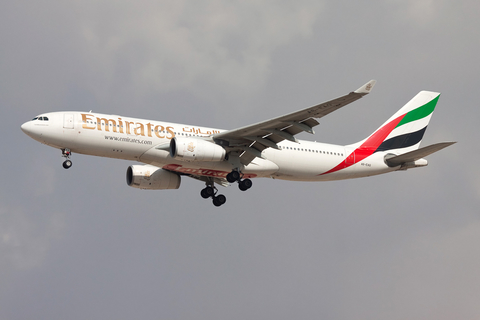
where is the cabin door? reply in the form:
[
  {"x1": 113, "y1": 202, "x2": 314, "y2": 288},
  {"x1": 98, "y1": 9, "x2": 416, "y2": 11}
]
[{"x1": 63, "y1": 113, "x2": 74, "y2": 129}]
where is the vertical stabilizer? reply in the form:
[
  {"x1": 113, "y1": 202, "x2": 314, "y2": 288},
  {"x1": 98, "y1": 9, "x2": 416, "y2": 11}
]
[
  {"x1": 349, "y1": 91, "x2": 440, "y2": 154},
  {"x1": 322, "y1": 91, "x2": 442, "y2": 176}
]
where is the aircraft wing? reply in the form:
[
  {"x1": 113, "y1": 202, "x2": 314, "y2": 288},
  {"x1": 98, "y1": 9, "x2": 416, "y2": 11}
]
[{"x1": 213, "y1": 80, "x2": 376, "y2": 165}]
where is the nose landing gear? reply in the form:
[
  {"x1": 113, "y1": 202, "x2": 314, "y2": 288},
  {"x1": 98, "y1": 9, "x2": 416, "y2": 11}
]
[{"x1": 62, "y1": 148, "x2": 72, "y2": 169}]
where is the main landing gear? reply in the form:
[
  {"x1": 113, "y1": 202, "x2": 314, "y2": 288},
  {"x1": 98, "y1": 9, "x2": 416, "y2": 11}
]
[
  {"x1": 200, "y1": 169, "x2": 252, "y2": 207},
  {"x1": 226, "y1": 170, "x2": 253, "y2": 192},
  {"x1": 62, "y1": 148, "x2": 72, "y2": 169},
  {"x1": 201, "y1": 185, "x2": 227, "y2": 207}
]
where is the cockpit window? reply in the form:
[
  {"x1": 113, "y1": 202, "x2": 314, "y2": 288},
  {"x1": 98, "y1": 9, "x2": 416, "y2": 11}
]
[{"x1": 33, "y1": 116, "x2": 49, "y2": 121}]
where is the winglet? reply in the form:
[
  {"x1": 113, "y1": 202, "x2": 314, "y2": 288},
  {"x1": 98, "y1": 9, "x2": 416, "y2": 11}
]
[{"x1": 354, "y1": 79, "x2": 376, "y2": 95}]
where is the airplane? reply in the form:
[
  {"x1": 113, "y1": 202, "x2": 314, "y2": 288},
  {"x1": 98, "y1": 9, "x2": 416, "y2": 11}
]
[{"x1": 21, "y1": 80, "x2": 455, "y2": 206}]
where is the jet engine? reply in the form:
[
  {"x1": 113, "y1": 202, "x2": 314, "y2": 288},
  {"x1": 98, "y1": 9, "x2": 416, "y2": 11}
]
[
  {"x1": 169, "y1": 137, "x2": 226, "y2": 162},
  {"x1": 126, "y1": 165, "x2": 181, "y2": 190}
]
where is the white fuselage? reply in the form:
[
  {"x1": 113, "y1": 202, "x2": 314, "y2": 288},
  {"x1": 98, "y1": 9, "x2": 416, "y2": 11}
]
[{"x1": 21, "y1": 111, "x2": 397, "y2": 182}]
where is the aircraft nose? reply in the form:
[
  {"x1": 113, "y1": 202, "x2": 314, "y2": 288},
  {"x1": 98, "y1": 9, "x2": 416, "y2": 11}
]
[
  {"x1": 21, "y1": 121, "x2": 35, "y2": 137},
  {"x1": 21, "y1": 121, "x2": 29, "y2": 133}
]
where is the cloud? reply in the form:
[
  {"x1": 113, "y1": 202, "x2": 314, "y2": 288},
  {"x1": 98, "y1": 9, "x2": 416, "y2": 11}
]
[
  {"x1": 33, "y1": 165, "x2": 57, "y2": 197},
  {"x1": 74, "y1": 0, "x2": 323, "y2": 100},
  {"x1": 386, "y1": 222, "x2": 480, "y2": 319},
  {"x1": 0, "y1": 205, "x2": 65, "y2": 270},
  {"x1": 404, "y1": 0, "x2": 438, "y2": 25}
]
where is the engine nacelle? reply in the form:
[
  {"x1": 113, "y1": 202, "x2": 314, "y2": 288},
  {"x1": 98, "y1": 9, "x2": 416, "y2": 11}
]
[
  {"x1": 126, "y1": 165, "x2": 181, "y2": 190},
  {"x1": 170, "y1": 137, "x2": 226, "y2": 162}
]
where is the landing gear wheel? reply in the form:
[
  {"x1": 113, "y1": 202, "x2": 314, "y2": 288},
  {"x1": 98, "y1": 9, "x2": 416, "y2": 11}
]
[
  {"x1": 200, "y1": 179, "x2": 227, "y2": 206},
  {"x1": 213, "y1": 194, "x2": 226, "y2": 207},
  {"x1": 238, "y1": 178, "x2": 252, "y2": 191},
  {"x1": 227, "y1": 170, "x2": 241, "y2": 183},
  {"x1": 201, "y1": 186, "x2": 215, "y2": 199},
  {"x1": 61, "y1": 148, "x2": 72, "y2": 169},
  {"x1": 62, "y1": 159, "x2": 72, "y2": 169}
]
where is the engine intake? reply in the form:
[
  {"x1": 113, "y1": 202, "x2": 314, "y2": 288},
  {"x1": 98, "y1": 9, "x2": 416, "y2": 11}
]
[
  {"x1": 170, "y1": 137, "x2": 226, "y2": 162},
  {"x1": 126, "y1": 165, "x2": 181, "y2": 190}
]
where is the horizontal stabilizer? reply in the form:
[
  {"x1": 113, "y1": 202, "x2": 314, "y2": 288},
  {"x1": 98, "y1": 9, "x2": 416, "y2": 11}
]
[{"x1": 385, "y1": 142, "x2": 456, "y2": 167}]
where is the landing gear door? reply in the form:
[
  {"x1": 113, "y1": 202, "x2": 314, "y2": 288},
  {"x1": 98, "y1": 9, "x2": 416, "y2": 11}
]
[{"x1": 64, "y1": 113, "x2": 74, "y2": 129}]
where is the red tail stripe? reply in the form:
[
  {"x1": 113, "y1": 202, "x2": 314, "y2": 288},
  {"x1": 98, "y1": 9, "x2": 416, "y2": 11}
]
[{"x1": 320, "y1": 113, "x2": 406, "y2": 175}]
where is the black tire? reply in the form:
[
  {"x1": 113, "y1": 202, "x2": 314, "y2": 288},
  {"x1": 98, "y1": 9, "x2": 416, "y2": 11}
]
[
  {"x1": 227, "y1": 171, "x2": 240, "y2": 183},
  {"x1": 216, "y1": 194, "x2": 226, "y2": 204},
  {"x1": 205, "y1": 186, "x2": 214, "y2": 197},
  {"x1": 63, "y1": 160, "x2": 72, "y2": 169},
  {"x1": 201, "y1": 187, "x2": 214, "y2": 198},
  {"x1": 213, "y1": 194, "x2": 226, "y2": 206},
  {"x1": 201, "y1": 189, "x2": 209, "y2": 199},
  {"x1": 239, "y1": 179, "x2": 252, "y2": 191}
]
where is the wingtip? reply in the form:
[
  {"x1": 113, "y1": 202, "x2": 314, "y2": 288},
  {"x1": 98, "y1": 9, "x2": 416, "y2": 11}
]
[
  {"x1": 444, "y1": 141, "x2": 457, "y2": 147},
  {"x1": 354, "y1": 79, "x2": 376, "y2": 94}
]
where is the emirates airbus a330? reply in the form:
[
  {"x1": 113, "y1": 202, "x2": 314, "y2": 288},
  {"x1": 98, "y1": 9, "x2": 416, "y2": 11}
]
[{"x1": 21, "y1": 80, "x2": 454, "y2": 206}]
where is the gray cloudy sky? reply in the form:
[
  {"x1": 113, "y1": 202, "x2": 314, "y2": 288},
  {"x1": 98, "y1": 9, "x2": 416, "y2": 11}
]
[{"x1": 1, "y1": 0, "x2": 479, "y2": 319}]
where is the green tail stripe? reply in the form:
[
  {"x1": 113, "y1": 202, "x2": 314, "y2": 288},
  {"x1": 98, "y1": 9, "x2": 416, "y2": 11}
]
[{"x1": 395, "y1": 95, "x2": 439, "y2": 128}]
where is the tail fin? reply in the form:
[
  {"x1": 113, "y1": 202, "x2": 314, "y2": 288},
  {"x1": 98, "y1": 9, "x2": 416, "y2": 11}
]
[
  {"x1": 349, "y1": 91, "x2": 440, "y2": 154},
  {"x1": 321, "y1": 91, "x2": 453, "y2": 176}
]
